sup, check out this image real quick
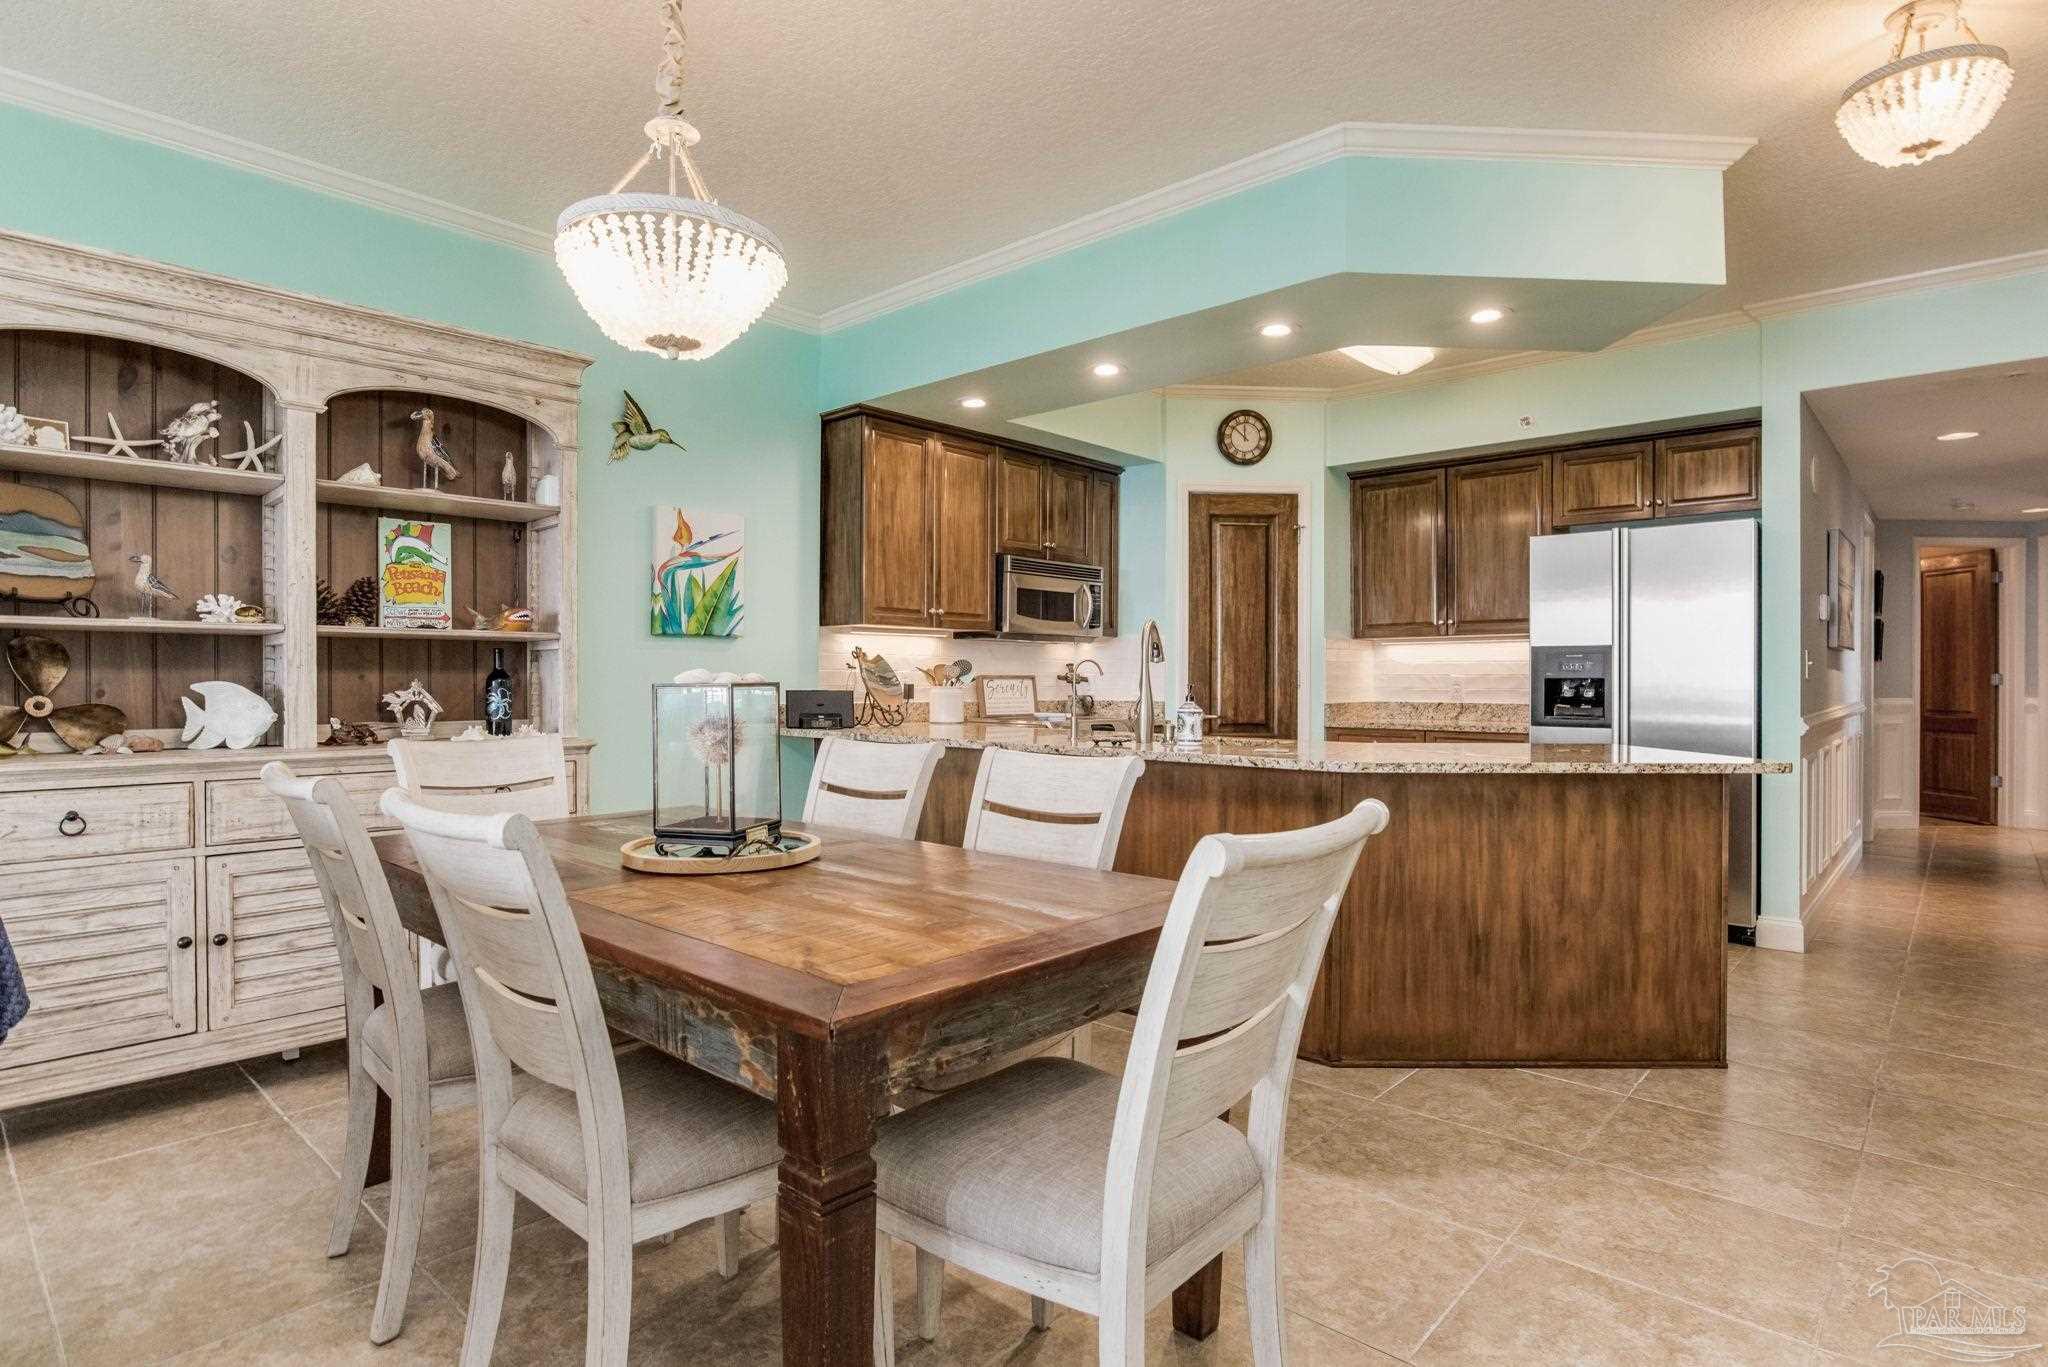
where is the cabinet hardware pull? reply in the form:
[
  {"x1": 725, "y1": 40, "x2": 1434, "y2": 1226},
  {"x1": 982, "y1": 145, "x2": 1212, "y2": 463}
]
[
  {"x1": 211, "y1": 933, "x2": 230, "y2": 947},
  {"x1": 176, "y1": 935, "x2": 194, "y2": 949},
  {"x1": 57, "y1": 811, "x2": 86, "y2": 837}
]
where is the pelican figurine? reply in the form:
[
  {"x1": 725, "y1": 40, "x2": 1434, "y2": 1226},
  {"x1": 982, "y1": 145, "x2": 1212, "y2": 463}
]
[{"x1": 128, "y1": 554, "x2": 178, "y2": 617}]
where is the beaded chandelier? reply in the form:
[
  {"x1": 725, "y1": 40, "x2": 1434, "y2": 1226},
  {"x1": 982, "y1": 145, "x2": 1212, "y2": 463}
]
[
  {"x1": 556, "y1": 0, "x2": 787, "y2": 360},
  {"x1": 1836, "y1": 1, "x2": 2014, "y2": 168}
]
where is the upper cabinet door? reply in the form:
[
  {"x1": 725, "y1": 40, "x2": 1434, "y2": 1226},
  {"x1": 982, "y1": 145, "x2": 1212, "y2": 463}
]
[
  {"x1": 997, "y1": 453, "x2": 1047, "y2": 555},
  {"x1": 1445, "y1": 455, "x2": 1548, "y2": 635},
  {"x1": 930, "y1": 439, "x2": 998, "y2": 631},
  {"x1": 861, "y1": 425, "x2": 935, "y2": 627},
  {"x1": 1044, "y1": 463, "x2": 1092, "y2": 563},
  {"x1": 1352, "y1": 469, "x2": 1446, "y2": 638},
  {"x1": 1085, "y1": 471, "x2": 1119, "y2": 635},
  {"x1": 1552, "y1": 442, "x2": 1654, "y2": 526},
  {"x1": 1657, "y1": 428, "x2": 1760, "y2": 516}
]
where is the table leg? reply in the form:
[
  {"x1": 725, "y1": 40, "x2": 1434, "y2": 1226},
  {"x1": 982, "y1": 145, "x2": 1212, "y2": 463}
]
[
  {"x1": 1172, "y1": 1258, "x2": 1224, "y2": 1339},
  {"x1": 776, "y1": 1028, "x2": 885, "y2": 1367}
]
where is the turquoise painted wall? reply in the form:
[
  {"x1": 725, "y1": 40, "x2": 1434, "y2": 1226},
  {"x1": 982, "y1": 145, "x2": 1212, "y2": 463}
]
[{"x1": 0, "y1": 102, "x2": 823, "y2": 816}]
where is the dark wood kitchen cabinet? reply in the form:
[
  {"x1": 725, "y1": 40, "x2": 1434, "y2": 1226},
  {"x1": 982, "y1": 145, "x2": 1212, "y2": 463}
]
[
  {"x1": 821, "y1": 408, "x2": 1119, "y2": 633},
  {"x1": 821, "y1": 413, "x2": 996, "y2": 631},
  {"x1": 1350, "y1": 468, "x2": 1446, "y2": 638},
  {"x1": 998, "y1": 452, "x2": 1090, "y2": 562},
  {"x1": 1552, "y1": 428, "x2": 1758, "y2": 524},
  {"x1": 1445, "y1": 455, "x2": 1548, "y2": 635}
]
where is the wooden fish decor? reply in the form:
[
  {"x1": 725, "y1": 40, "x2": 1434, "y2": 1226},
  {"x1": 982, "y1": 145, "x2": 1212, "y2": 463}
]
[
  {"x1": 0, "y1": 481, "x2": 96, "y2": 603},
  {"x1": 0, "y1": 635, "x2": 127, "y2": 754}
]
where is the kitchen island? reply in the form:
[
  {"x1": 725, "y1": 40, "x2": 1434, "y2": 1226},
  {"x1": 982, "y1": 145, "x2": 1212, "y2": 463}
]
[{"x1": 784, "y1": 721, "x2": 1789, "y2": 1068}]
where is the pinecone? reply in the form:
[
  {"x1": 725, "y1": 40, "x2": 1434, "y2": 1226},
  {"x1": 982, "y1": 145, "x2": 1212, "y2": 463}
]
[
  {"x1": 339, "y1": 575, "x2": 377, "y2": 627},
  {"x1": 315, "y1": 578, "x2": 341, "y2": 625}
]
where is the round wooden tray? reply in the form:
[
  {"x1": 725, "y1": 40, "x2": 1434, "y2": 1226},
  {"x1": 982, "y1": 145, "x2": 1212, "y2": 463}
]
[{"x1": 619, "y1": 831, "x2": 822, "y2": 876}]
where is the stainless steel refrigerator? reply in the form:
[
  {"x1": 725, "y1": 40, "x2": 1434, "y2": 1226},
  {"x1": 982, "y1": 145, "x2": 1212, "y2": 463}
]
[{"x1": 1528, "y1": 519, "x2": 1760, "y2": 930}]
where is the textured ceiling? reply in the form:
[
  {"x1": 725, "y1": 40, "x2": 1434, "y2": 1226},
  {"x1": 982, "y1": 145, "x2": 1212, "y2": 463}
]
[
  {"x1": 3, "y1": 2, "x2": 2044, "y2": 321},
  {"x1": 1806, "y1": 359, "x2": 2048, "y2": 520}
]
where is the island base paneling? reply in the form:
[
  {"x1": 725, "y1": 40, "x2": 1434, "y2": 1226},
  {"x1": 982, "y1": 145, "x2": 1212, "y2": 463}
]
[{"x1": 913, "y1": 748, "x2": 1726, "y2": 1065}]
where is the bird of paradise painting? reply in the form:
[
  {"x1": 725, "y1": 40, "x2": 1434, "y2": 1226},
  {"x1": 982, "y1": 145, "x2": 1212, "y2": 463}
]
[{"x1": 651, "y1": 507, "x2": 743, "y2": 636}]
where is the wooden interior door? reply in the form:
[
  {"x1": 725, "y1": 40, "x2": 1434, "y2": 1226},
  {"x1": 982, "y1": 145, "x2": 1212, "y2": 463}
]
[
  {"x1": 1445, "y1": 455, "x2": 1548, "y2": 634},
  {"x1": 928, "y1": 439, "x2": 997, "y2": 631},
  {"x1": 1351, "y1": 469, "x2": 1446, "y2": 638},
  {"x1": 1188, "y1": 492, "x2": 1298, "y2": 738},
  {"x1": 859, "y1": 424, "x2": 934, "y2": 627},
  {"x1": 1920, "y1": 549, "x2": 1999, "y2": 824}
]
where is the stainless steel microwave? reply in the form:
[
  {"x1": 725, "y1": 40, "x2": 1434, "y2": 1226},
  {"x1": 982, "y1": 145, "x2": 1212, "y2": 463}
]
[{"x1": 998, "y1": 555, "x2": 1105, "y2": 638}]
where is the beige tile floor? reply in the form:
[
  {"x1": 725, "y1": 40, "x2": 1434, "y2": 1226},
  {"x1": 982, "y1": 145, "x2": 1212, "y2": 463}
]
[{"x1": 5, "y1": 820, "x2": 2048, "y2": 1364}]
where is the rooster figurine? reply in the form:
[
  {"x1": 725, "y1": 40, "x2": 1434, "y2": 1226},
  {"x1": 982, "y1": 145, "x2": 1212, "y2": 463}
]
[{"x1": 407, "y1": 407, "x2": 460, "y2": 490}]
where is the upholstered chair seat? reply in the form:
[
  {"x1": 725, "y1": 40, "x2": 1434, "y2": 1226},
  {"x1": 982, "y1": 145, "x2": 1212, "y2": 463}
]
[{"x1": 361, "y1": 981, "x2": 475, "y2": 1083}]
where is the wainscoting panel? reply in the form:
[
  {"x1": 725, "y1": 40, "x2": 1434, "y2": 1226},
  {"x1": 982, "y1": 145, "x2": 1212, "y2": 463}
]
[
  {"x1": 1799, "y1": 704, "x2": 1867, "y2": 930},
  {"x1": 1872, "y1": 697, "x2": 1916, "y2": 830}
]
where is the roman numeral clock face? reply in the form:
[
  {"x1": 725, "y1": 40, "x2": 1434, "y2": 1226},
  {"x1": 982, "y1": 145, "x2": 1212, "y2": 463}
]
[{"x1": 1217, "y1": 409, "x2": 1273, "y2": 465}]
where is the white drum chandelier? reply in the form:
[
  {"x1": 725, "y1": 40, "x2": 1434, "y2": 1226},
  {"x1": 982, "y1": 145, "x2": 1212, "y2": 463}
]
[
  {"x1": 556, "y1": 0, "x2": 788, "y2": 360},
  {"x1": 1836, "y1": 1, "x2": 2014, "y2": 168}
]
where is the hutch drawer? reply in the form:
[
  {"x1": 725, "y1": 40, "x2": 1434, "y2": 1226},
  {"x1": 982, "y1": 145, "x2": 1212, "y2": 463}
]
[
  {"x1": 205, "y1": 770, "x2": 400, "y2": 845},
  {"x1": 0, "y1": 858, "x2": 198, "y2": 1069},
  {"x1": 0, "y1": 783, "x2": 195, "y2": 866}
]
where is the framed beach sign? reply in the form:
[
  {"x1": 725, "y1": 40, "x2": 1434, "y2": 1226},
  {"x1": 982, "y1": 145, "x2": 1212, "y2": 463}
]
[
  {"x1": 977, "y1": 674, "x2": 1038, "y2": 718},
  {"x1": 652, "y1": 506, "x2": 743, "y2": 637},
  {"x1": 377, "y1": 517, "x2": 453, "y2": 628}
]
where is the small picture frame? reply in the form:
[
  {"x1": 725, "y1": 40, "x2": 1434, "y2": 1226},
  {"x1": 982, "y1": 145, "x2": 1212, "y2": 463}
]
[
  {"x1": 976, "y1": 674, "x2": 1039, "y2": 719},
  {"x1": 22, "y1": 416, "x2": 69, "y2": 450}
]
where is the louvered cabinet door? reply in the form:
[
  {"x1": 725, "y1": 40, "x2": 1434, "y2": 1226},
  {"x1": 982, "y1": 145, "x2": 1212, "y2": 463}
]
[
  {"x1": 0, "y1": 859, "x2": 198, "y2": 1069},
  {"x1": 204, "y1": 848, "x2": 344, "y2": 1030}
]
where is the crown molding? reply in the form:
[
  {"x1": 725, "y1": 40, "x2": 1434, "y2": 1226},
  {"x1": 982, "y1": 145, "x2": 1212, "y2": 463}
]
[
  {"x1": 0, "y1": 66, "x2": 825, "y2": 336},
  {"x1": 1607, "y1": 309, "x2": 1754, "y2": 349},
  {"x1": 1741, "y1": 247, "x2": 2048, "y2": 320},
  {"x1": 813, "y1": 121, "x2": 1754, "y2": 333}
]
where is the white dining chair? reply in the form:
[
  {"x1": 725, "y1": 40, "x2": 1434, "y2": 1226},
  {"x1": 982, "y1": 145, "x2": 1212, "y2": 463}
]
[
  {"x1": 380, "y1": 791, "x2": 781, "y2": 1367},
  {"x1": 802, "y1": 736, "x2": 945, "y2": 838},
  {"x1": 908, "y1": 746, "x2": 1147, "y2": 1335},
  {"x1": 387, "y1": 734, "x2": 571, "y2": 820},
  {"x1": 261, "y1": 761, "x2": 478, "y2": 1346},
  {"x1": 876, "y1": 797, "x2": 1387, "y2": 1366}
]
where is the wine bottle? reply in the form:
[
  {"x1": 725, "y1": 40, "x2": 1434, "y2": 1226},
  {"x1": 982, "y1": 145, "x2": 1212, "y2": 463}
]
[{"x1": 484, "y1": 648, "x2": 513, "y2": 736}]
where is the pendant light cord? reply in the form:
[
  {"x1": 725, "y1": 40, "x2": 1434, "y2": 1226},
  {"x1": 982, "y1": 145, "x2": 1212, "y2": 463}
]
[
  {"x1": 608, "y1": 0, "x2": 712, "y2": 200},
  {"x1": 656, "y1": 0, "x2": 688, "y2": 118}
]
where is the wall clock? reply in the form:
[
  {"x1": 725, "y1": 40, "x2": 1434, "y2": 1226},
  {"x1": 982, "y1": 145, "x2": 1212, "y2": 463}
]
[{"x1": 1216, "y1": 409, "x2": 1273, "y2": 466}]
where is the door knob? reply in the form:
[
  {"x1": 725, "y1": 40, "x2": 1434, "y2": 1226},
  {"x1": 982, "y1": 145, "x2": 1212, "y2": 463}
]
[
  {"x1": 211, "y1": 932, "x2": 229, "y2": 947},
  {"x1": 175, "y1": 935, "x2": 194, "y2": 949}
]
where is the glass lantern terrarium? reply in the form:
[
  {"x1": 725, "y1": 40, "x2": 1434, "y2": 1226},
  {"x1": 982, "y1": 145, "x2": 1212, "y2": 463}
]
[{"x1": 652, "y1": 680, "x2": 783, "y2": 855}]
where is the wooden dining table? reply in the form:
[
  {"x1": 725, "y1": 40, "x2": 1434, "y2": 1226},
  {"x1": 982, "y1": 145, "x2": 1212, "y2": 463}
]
[{"x1": 371, "y1": 812, "x2": 1217, "y2": 1366}]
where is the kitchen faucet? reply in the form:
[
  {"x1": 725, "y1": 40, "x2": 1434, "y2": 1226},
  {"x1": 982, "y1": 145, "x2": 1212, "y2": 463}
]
[
  {"x1": 1134, "y1": 619, "x2": 1164, "y2": 752},
  {"x1": 1055, "y1": 659, "x2": 1103, "y2": 743}
]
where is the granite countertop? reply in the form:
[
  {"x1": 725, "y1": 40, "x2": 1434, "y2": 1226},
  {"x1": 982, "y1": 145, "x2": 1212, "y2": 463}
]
[
  {"x1": 782, "y1": 721, "x2": 1790, "y2": 776},
  {"x1": 1324, "y1": 702, "x2": 1529, "y2": 734}
]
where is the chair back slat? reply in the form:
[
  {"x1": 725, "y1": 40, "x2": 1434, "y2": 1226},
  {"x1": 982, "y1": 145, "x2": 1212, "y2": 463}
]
[
  {"x1": 388, "y1": 735, "x2": 570, "y2": 820},
  {"x1": 1198, "y1": 843, "x2": 1360, "y2": 943},
  {"x1": 1174, "y1": 911, "x2": 1322, "y2": 1042},
  {"x1": 1156, "y1": 1000, "x2": 1288, "y2": 1141},
  {"x1": 803, "y1": 737, "x2": 944, "y2": 839},
  {"x1": 467, "y1": 963, "x2": 580, "y2": 1089},
  {"x1": 962, "y1": 748, "x2": 1144, "y2": 871}
]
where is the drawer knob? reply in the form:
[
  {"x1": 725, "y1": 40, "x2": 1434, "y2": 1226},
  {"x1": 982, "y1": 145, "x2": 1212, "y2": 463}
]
[
  {"x1": 211, "y1": 932, "x2": 230, "y2": 947},
  {"x1": 58, "y1": 810, "x2": 86, "y2": 837},
  {"x1": 176, "y1": 935, "x2": 194, "y2": 949}
]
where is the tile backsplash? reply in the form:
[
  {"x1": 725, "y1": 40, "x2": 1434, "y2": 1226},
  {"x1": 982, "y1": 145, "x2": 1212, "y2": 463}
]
[{"x1": 1325, "y1": 637, "x2": 1529, "y2": 705}]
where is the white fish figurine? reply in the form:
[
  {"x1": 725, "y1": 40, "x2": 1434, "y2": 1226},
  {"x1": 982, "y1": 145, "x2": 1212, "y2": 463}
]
[{"x1": 179, "y1": 680, "x2": 278, "y2": 750}]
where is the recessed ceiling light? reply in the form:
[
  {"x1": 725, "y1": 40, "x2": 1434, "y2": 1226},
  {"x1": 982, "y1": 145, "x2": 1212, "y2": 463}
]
[
  {"x1": 958, "y1": 396, "x2": 987, "y2": 410},
  {"x1": 1936, "y1": 430, "x2": 1979, "y2": 441},
  {"x1": 1340, "y1": 345, "x2": 1439, "y2": 376},
  {"x1": 1091, "y1": 362, "x2": 1122, "y2": 378},
  {"x1": 2023, "y1": 507, "x2": 2048, "y2": 514},
  {"x1": 1469, "y1": 307, "x2": 1506, "y2": 325},
  {"x1": 1258, "y1": 322, "x2": 1294, "y2": 338}
]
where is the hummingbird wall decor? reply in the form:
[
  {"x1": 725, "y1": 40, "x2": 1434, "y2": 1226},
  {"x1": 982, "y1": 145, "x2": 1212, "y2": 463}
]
[{"x1": 610, "y1": 391, "x2": 685, "y2": 462}]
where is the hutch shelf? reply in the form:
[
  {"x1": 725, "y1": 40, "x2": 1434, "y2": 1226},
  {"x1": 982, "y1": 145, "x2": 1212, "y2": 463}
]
[{"x1": 0, "y1": 228, "x2": 592, "y2": 1109}]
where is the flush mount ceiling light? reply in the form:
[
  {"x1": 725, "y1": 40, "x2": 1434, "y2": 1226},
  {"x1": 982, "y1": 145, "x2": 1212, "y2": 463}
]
[
  {"x1": 2022, "y1": 506, "x2": 2048, "y2": 514},
  {"x1": 1258, "y1": 322, "x2": 1295, "y2": 338},
  {"x1": 1936, "y1": 430, "x2": 1980, "y2": 440},
  {"x1": 555, "y1": 0, "x2": 788, "y2": 360},
  {"x1": 1469, "y1": 307, "x2": 1506, "y2": 325},
  {"x1": 1837, "y1": 1, "x2": 2014, "y2": 168},
  {"x1": 958, "y1": 397, "x2": 988, "y2": 410},
  {"x1": 1091, "y1": 362, "x2": 1123, "y2": 378},
  {"x1": 1339, "y1": 345, "x2": 1439, "y2": 376}
]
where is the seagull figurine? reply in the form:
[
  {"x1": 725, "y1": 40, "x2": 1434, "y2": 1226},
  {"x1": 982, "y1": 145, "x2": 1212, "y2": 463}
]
[
  {"x1": 128, "y1": 554, "x2": 178, "y2": 618},
  {"x1": 610, "y1": 391, "x2": 684, "y2": 462},
  {"x1": 407, "y1": 407, "x2": 460, "y2": 490}
]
